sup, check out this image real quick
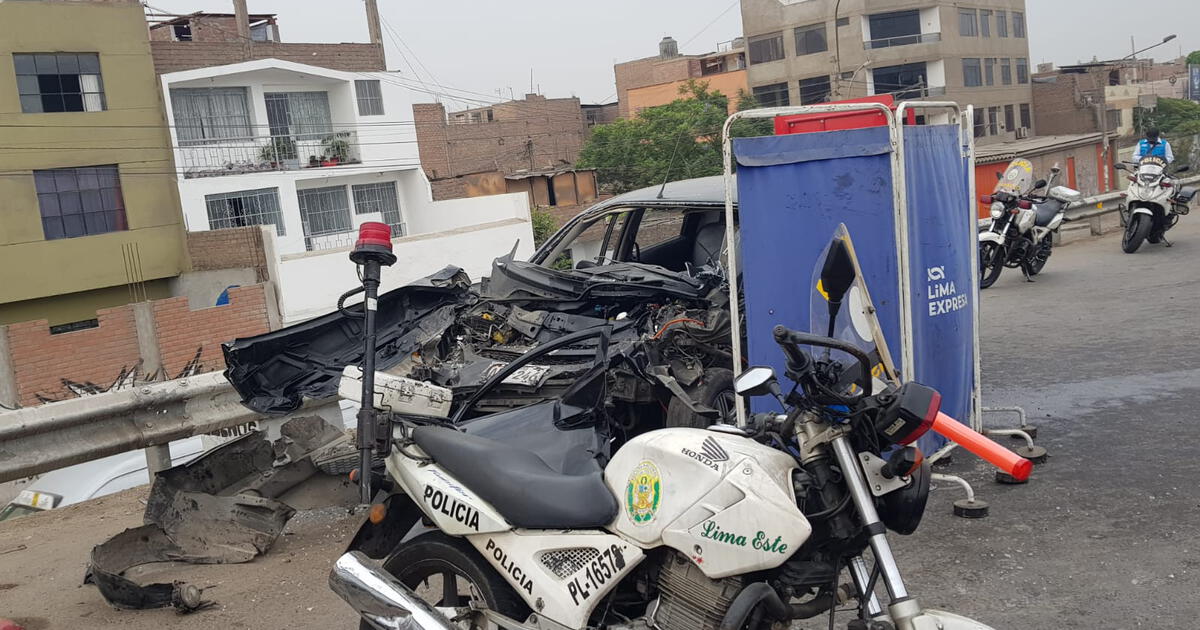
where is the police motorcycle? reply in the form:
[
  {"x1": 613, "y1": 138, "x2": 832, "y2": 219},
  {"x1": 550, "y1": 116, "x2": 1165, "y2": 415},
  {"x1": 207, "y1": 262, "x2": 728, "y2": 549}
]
[
  {"x1": 329, "y1": 224, "x2": 1033, "y2": 630},
  {"x1": 978, "y1": 159, "x2": 1081, "y2": 289},
  {"x1": 1115, "y1": 157, "x2": 1194, "y2": 253}
]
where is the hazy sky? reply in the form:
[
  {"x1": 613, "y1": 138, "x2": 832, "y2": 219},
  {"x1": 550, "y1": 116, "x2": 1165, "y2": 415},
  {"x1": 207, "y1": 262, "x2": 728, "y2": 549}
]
[{"x1": 147, "y1": 0, "x2": 1200, "y2": 110}]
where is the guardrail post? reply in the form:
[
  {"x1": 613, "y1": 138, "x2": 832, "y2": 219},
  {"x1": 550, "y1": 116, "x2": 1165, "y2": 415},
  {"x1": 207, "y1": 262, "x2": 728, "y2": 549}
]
[
  {"x1": 145, "y1": 443, "x2": 173, "y2": 476},
  {"x1": 0, "y1": 326, "x2": 17, "y2": 410},
  {"x1": 1089, "y1": 214, "x2": 1103, "y2": 236}
]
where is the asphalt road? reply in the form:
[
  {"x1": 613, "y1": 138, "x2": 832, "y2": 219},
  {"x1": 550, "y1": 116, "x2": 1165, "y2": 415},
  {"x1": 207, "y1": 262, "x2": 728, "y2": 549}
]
[
  {"x1": 2, "y1": 218, "x2": 1198, "y2": 629},
  {"x1": 893, "y1": 217, "x2": 1200, "y2": 628}
]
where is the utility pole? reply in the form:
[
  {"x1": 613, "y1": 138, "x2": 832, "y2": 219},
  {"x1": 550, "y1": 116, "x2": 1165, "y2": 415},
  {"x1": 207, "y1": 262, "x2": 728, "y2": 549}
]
[{"x1": 365, "y1": 0, "x2": 383, "y2": 46}]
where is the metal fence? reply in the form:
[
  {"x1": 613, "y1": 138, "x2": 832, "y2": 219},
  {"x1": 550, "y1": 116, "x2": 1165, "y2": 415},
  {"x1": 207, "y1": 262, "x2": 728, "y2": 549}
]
[{"x1": 177, "y1": 129, "x2": 361, "y2": 179}]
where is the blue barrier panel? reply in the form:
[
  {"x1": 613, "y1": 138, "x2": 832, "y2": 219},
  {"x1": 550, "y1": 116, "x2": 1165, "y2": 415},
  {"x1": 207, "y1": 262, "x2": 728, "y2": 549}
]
[
  {"x1": 903, "y1": 124, "x2": 974, "y2": 452},
  {"x1": 734, "y1": 127, "x2": 901, "y2": 406},
  {"x1": 735, "y1": 123, "x2": 975, "y2": 456}
]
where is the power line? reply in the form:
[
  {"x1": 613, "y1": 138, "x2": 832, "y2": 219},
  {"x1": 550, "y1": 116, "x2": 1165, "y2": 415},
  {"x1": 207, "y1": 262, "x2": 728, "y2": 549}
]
[{"x1": 680, "y1": 0, "x2": 741, "y2": 49}]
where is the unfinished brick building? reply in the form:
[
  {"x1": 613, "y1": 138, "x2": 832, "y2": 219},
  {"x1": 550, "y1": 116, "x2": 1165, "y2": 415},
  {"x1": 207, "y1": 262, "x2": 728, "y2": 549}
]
[
  {"x1": 413, "y1": 94, "x2": 598, "y2": 205},
  {"x1": 146, "y1": 0, "x2": 385, "y2": 74}
]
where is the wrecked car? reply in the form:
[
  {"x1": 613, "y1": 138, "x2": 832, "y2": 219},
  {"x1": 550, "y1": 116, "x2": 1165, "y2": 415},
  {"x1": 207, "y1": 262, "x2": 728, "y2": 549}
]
[{"x1": 223, "y1": 176, "x2": 740, "y2": 431}]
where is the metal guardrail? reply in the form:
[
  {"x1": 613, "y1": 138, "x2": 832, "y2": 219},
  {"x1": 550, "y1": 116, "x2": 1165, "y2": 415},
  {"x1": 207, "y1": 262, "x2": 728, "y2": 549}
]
[
  {"x1": 977, "y1": 173, "x2": 1200, "y2": 231},
  {"x1": 0, "y1": 372, "x2": 331, "y2": 483}
]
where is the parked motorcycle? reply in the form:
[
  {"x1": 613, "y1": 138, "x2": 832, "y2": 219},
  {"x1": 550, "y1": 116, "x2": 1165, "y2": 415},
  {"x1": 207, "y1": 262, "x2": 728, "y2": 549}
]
[
  {"x1": 330, "y1": 229, "x2": 1033, "y2": 630},
  {"x1": 978, "y1": 159, "x2": 1082, "y2": 289},
  {"x1": 1116, "y1": 157, "x2": 1195, "y2": 253}
]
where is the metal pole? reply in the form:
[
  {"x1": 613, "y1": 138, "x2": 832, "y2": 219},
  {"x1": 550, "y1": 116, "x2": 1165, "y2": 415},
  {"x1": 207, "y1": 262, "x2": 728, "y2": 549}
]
[
  {"x1": 357, "y1": 259, "x2": 383, "y2": 505},
  {"x1": 830, "y1": 436, "x2": 910, "y2": 601}
]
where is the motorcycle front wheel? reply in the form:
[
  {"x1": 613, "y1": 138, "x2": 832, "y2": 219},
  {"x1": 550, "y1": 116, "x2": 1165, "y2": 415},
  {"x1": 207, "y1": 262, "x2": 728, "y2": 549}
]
[
  {"x1": 1122, "y1": 215, "x2": 1152, "y2": 253},
  {"x1": 367, "y1": 532, "x2": 529, "y2": 630},
  {"x1": 979, "y1": 242, "x2": 1006, "y2": 289}
]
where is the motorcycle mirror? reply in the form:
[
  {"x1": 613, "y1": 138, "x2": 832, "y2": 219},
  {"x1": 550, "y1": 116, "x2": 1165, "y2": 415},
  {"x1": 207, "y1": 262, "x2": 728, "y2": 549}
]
[
  {"x1": 734, "y1": 366, "x2": 778, "y2": 397},
  {"x1": 1175, "y1": 165, "x2": 1191, "y2": 174},
  {"x1": 1114, "y1": 163, "x2": 1127, "y2": 171},
  {"x1": 1051, "y1": 164, "x2": 1062, "y2": 174},
  {"x1": 1032, "y1": 179, "x2": 1048, "y2": 190},
  {"x1": 821, "y1": 239, "x2": 856, "y2": 305},
  {"x1": 995, "y1": 171, "x2": 1004, "y2": 181}
]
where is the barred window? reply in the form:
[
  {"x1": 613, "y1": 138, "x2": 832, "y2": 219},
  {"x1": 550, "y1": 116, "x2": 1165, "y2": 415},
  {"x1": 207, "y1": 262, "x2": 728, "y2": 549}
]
[
  {"x1": 205, "y1": 188, "x2": 284, "y2": 235},
  {"x1": 352, "y1": 182, "x2": 405, "y2": 236},
  {"x1": 15, "y1": 53, "x2": 105, "y2": 113},
  {"x1": 298, "y1": 185, "x2": 352, "y2": 250},
  {"x1": 34, "y1": 165, "x2": 126, "y2": 240},
  {"x1": 355, "y1": 80, "x2": 385, "y2": 116}
]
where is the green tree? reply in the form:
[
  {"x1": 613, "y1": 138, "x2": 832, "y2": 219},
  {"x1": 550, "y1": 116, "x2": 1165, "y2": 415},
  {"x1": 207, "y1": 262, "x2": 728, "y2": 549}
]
[
  {"x1": 1186, "y1": 50, "x2": 1200, "y2": 66},
  {"x1": 530, "y1": 207, "x2": 557, "y2": 247},
  {"x1": 577, "y1": 80, "x2": 773, "y2": 193},
  {"x1": 1139, "y1": 97, "x2": 1200, "y2": 136}
]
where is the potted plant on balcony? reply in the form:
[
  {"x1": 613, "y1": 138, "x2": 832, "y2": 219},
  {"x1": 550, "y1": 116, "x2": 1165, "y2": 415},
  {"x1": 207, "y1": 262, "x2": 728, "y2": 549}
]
[
  {"x1": 260, "y1": 136, "x2": 297, "y2": 169},
  {"x1": 320, "y1": 132, "x2": 351, "y2": 167},
  {"x1": 308, "y1": 155, "x2": 320, "y2": 168}
]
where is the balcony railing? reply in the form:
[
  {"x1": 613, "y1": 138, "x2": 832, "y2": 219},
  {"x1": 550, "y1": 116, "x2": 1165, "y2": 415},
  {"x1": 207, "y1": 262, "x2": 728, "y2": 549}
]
[
  {"x1": 875, "y1": 84, "x2": 946, "y2": 100},
  {"x1": 864, "y1": 32, "x2": 941, "y2": 50},
  {"x1": 177, "y1": 129, "x2": 361, "y2": 179}
]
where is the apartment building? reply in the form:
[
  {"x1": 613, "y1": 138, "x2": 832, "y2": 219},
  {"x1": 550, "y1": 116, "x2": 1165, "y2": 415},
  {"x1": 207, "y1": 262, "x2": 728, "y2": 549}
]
[
  {"x1": 0, "y1": 0, "x2": 188, "y2": 327},
  {"x1": 614, "y1": 36, "x2": 749, "y2": 118},
  {"x1": 739, "y1": 0, "x2": 1034, "y2": 143}
]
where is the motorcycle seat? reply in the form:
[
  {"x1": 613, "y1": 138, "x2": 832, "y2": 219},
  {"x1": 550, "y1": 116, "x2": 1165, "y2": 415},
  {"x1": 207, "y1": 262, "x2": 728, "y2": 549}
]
[
  {"x1": 411, "y1": 425, "x2": 619, "y2": 529},
  {"x1": 1034, "y1": 199, "x2": 1062, "y2": 227}
]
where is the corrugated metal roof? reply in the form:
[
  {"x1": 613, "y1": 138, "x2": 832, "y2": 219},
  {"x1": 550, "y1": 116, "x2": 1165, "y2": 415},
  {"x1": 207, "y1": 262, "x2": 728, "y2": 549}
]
[{"x1": 975, "y1": 133, "x2": 1109, "y2": 164}]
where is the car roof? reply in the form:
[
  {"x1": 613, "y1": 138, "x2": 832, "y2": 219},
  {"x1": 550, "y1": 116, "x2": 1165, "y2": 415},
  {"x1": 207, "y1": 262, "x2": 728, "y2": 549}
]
[{"x1": 589, "y1": 175, "x2": 736, "y2": 212}]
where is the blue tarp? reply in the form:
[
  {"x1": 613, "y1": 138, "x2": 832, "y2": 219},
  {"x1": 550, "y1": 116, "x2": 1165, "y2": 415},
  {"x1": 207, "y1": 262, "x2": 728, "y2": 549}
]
[{"x1": 735, "y1": 123, "x2": 973, "y2": 454}]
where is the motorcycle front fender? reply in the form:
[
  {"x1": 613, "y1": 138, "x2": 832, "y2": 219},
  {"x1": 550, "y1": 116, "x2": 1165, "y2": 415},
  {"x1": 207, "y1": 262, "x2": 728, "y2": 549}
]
[
  {"x1": 978, "y1": 231, "x2": 1005, "y2": 246},
  {"x1": 905, "y1": 609, "x2": 996, "y2": 630},
  {"x1": 1130, "y1": 206, "x2": 1155, "y2": 217}
]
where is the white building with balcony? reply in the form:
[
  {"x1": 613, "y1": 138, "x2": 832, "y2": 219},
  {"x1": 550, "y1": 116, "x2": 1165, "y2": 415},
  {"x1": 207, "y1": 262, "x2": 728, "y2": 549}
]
[{"x1": 160, "y1": 59, "x2": 534, "y2": 323}]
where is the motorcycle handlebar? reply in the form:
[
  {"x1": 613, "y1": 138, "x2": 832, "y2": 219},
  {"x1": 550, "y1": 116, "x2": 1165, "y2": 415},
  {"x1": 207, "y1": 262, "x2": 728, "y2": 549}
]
[
  {"x1": 929, "y1": 412, "x2": 1033, "y2": 481},
  {"x1": 772, "y1": 326, "x2": 873, "y2": 398}
]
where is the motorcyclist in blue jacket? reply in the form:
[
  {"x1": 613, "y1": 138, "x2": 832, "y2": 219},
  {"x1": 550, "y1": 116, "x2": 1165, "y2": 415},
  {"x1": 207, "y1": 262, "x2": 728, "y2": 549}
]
[{"x1": 1132, "y1": 128, "x2": 1174, "y2": 164}]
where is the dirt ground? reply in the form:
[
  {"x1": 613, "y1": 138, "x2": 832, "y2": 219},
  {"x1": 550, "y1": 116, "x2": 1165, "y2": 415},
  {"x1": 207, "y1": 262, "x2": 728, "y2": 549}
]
[{"x1": 0, "y1": 479, "x2": 364, "y2": 629}]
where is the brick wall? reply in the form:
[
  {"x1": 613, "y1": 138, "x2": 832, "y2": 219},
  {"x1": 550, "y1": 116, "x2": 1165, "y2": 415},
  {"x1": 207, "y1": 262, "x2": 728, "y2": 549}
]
[
  {"x1": 1032, "y1": 73, "x2": 1103, "y2": 136},
  {"x1": 614, "y1": 55, "x2": 699, "y2": 118},
  {"x1": 152, "y1": 285, "x2": 269, "y2": 378},
  {"x1": 2, "y1": 284, "x2": 271, "y2": 406},
  {"x1": 150, "y1": 41, "x2": 385, "y2": 74},
  {"x1": 412, "y1": 96, "x2": 590, "y2": 198},
  {"x1": 5, "y1": 306, "x2": 139, "y2": 406},
  {"x1": 187, "y1": 226, "x2": 268, "y2": 280}
]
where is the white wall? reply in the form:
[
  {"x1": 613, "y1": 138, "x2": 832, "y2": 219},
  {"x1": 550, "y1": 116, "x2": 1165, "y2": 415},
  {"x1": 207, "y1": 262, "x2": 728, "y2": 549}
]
[
  {"x1": 919, "y1": 7, "x2": 940, "y2": 35},
  {"x1": 927, "y1": 59, "x2": 946, "y2": 90},
  {"x1": 405, "y1": 191, "x2": 530, "y2": 234},
  {"x1": 275, "y1": 218, "x2": 536, "y2": 324}
]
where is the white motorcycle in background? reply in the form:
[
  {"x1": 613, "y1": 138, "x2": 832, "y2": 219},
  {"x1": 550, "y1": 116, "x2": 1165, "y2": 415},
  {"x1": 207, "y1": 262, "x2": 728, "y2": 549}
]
[
  {"x1": 1116, "y1": 157, "x2": 1194, "y2": 253},
  {"x1": 978, "y1": 159, "x2": 1081, "y2": 289},
  {"x1": 329, "y1": 231, "x2": 1032, "y2": 630}
]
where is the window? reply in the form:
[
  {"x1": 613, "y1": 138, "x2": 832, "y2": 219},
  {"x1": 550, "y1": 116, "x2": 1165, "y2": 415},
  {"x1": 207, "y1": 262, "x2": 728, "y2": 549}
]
[
  {"x1": 1004, "y1": 105, "x2": 1015, "y2": 132},
  {"x1": 298, "y1": 185, "x2": 353, "y2": 250},
  {"x1": 14, "y1": 53, "x2": 105, "y2": 113},
  {"x1": 1000, "y1": 59, "x2": 1013, "y2": 85},
  {"x1": 1019, "y1": 103, "x2": 1032, "y2": 129},
  {"x1": 205, "y1": 188, "x2": 284, "y2": 235},
  {"x1": 984, "y1": 58, "x2": 996, "y2": 86},
  {"x1": 794, "y1": 23, "x2": 827, "y2": 56},
  {"x1": 354, "y1": 80, "x2": 384, "y2": 116},
  {"x1": 979, "y1": 10, "x2": 991, "y2": 37},
  {"x1": 748, "y1": 32, "x2": 784, "y2": 64},
  {"x1": 987, "y1": 106, "x2": 1000, "y2": 136},
  {"x1": 996, "y1": 10, "x2": 1008, "y2": 37},
  {"x1": 867, "y1": 10, "x2": 922, "y2": 47},
  {"x1": 50, "y1": 319, "x2": 99, "y2": 335},
  {"x1": 836, "y1": 16, "x2": 850, "y2": 27},
  {"x1": 959, "y1": 9, "x2": 978, "y2": 37},
  {"x1": 352, "y1": 182, "x2": 405, "y2": 236},
  {"x1": 265, "y1": 91, "x2": 333, "y2": 139},
  {"x1": 962, "y1": 58, "x2": 983, "y2": 87},
  {"x1": 1012, "y1": 11, "x2": 1026, "y2": 38},
  {"x1": 34, "y1": 165, "x2": 126, "y2": 240},
  {"x1": 172, "y1": 23, "x2": 192, "y2": 41},
  {"x1": 752, "y1": 82, "x2": 789, "y2": 107},
  {"x1": 1016, "y1": 58, "x2": 1029, "y2": 84},
  {"x1": 873, "y1": 62, "x2": 928, "y2": 99},
  {"x1": 171, "y1": 87, "x2": 252, "y2": 145},
  {"x1": 973, "y1": 109, "x2": 986, "y2": 138},
  {"x1": 799, "y1": 76, "x2": 832, "y2": 105}
]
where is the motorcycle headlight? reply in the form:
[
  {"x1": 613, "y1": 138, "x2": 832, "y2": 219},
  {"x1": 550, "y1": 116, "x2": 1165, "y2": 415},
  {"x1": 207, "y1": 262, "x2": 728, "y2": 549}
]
[{"x1": 989, "y1": 202, "x2": 1005, "y2": 219}]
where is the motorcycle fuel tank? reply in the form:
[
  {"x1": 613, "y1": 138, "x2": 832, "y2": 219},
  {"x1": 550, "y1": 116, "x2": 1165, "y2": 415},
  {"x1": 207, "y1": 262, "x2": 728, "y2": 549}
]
[{"x1": 606, "y1": 428, "x2": 811, "y2": 578}]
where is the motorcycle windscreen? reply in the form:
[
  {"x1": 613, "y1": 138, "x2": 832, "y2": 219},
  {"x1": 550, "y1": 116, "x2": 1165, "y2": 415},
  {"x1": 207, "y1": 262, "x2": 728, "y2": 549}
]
[
  {"x1": 1137, "y1": 156, "x2": 1167, "y2": 182},
  {"x1": 993, "y1": 158, "x2": 1034, "y2": 195},
  {"x1": 807, "y1": 225, "x2": 901, "y2": 396}
]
